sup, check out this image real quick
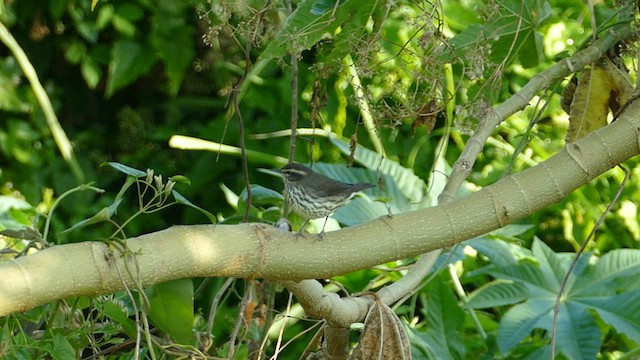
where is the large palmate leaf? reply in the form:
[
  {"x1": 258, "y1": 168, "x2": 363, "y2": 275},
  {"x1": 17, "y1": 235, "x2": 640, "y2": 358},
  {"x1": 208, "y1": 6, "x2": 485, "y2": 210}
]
[{"x1": 466, "y1": 239, "x2": 640, "y2": 359}]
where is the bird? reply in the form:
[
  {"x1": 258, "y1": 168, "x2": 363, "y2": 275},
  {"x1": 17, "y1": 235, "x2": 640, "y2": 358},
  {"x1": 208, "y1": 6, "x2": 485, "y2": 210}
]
[{"x1": 279, "y1": 162, "x2": 375, "y2": 236}]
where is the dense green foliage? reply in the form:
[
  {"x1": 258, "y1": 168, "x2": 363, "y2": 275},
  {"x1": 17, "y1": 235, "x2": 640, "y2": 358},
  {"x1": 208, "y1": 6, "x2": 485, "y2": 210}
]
[{"x1": 1, "y1": 0, "x2": 639, "y2": 358}]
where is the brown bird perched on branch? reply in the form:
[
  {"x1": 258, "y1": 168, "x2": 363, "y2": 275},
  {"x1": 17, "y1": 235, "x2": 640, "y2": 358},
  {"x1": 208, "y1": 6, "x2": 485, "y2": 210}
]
[{"x1": 279, "y1": 162, "x2": 375, "y2": 236}]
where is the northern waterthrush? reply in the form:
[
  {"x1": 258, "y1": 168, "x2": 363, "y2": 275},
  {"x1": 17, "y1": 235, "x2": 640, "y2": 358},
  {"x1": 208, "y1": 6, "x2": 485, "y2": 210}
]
[{"x1": 280, "y1": 162, "x2": 375, "y2": 236}]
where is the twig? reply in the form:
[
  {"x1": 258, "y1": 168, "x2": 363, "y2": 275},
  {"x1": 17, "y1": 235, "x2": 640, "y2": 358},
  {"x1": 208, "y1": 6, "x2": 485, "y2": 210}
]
[
  {"x1": 0, "y1": 21, "x2": 84, "y2": 182},
  {"x1": 288, "y1": 0, "x2": 299, "y2": 164},
  {"x1": 550, "y1": 165, "x2": 629, "y2": 359},
  {"x1": 438, "y1": 14, "x2": 633, "y2": 203}
]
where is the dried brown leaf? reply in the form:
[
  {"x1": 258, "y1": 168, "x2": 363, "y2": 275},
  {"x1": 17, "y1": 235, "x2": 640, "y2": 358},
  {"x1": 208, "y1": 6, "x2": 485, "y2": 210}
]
[
  {"x1": 565, "y1": 65, "x2": 612, "y2": 143},
  {"x1": 350, "y1": 300, "x2": 411, "y2": 360}
]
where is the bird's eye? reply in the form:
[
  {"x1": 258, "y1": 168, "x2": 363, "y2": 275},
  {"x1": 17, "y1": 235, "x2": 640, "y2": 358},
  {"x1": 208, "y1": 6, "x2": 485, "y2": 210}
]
[{"x1": 283, "y1": 169, "x2": 304, "y2": 181}]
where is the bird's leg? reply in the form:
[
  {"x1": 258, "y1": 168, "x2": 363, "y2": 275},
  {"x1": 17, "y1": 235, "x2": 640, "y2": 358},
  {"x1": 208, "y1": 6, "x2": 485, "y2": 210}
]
[
  {"x1": 317, "y1": 216, "x2": 330, "y2": 240},
  {"x1": 296, "y1": 219, "x2": 311, "y2": 238}
]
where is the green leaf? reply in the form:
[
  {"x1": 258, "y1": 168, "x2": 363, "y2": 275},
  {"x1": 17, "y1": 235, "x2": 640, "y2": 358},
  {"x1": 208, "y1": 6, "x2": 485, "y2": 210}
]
[
  {"x1": 103, "y1": 300, "x2": 138, "y2": 339},
  {"x1": 467, "y1": 281, "x2": 529, "y2": 308},
  {"x1": 585, "y1": 289, "x2": 640, "y2": 341},
  {"x1": 261, "y1": 0, "x2": 343, "y2": 59},
  {"x1": 334, "y1": 196, "x2": 387, "y2": 226},
  {"x1": 319, "y1": 0, "x2": 383, "y2": 66},
  {"x1": 220, "y1": 183, "x2": 240, "y2": 210},
  {"x1": 51, "y1": 332, "x2": 75, "y2": 360},
  {"x1": 468, "y1": 239, "x2": 640, "y2": 357},
  {"x1": 114, "y1": 2, "x2": 144, "y2": 21},
  {"x1": 106, "y1": 40, "x2": 158, "y2": 97},
  {"x1": 153, "y1": 0, "x2": 195, "y2": 96},
  {"x1": 497, "y1": 299, "x2": 555, "y2": 353},
  {"x1": 146, "y1": 279, "x2": 195, "y2": 344},
  {"x1": 104, "y1": 161, "x2": 147, "y2": 177},
  {"x1": 81, "y1": 56, "x2": 101, "y2": 89},
  {"x1": 465, "y1": 237, "x2": 533, "y2": 267},
  {"x1": 417, "y1": 275, "x2": 466, "y2": 359},
  {"x1": 172, "y1": 190, "x2": 217, "y2": 224},
  {"x1": 0, "y1": 196, "x2": 36, "y2": 231},
  {"x1": 445, "y1": 0, "x2": 551, "y2": 69},
  {"x1": 328, "y1": 137, "x2": 429, "y2": 208},
  {"x1": 64, "y1": 41, "x2": 86, "y2": 64},
  {"x1": 261, "y1": 0, "x2": 382, "y2": 60},
  {"x1": 157, "y1": 28, "x2": 194, "y2": 95},
  {"x1": 169, "y1": 175, "x2": 191, "y2": 185},
  {"x1": 60, "y1": 205, "x2": 116, "y2": 234},
  {"x1": 239, "y1": 184, "x2": 284, "y2": 207},
  {"x1": 573, "y1": 249, "x2": 640, "y2": 295}
]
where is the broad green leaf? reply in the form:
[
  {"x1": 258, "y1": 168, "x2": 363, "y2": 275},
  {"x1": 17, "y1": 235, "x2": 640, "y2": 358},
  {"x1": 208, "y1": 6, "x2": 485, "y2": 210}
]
[
  {"x1": 334, "y1": 196, "x2": 386, "y2": 226},
  {"x1": 328, "y1": 136, "x2": 428, "y2": 207},
  {"x1": 468, "y1": 238, "x2": 640, "y2": 356},
  {"x1": 239, "y1": 184, "x2": 284, "y2": 207},
  {"x1": 552, "y1": 303, "x2": 600, "y2": 360},
  {"x1": 51, "y1": 332, "x2": 75, "y2": 360},
  {"x1": 172, "y1": 190, "x2": 217, "y2": 224},
  {"x1": 154, "y1": 0, "x2": 195, "y2": 95},
  {"x1": 442, "y1": 0, "x2": 482, "y2": 31},
  {"x1": 573, "y1": 249, "x2": 640, "y2": 294},
  {"x1": 467, "y1": 281, "x2": 529, "y2": 308},
  {"x1": 114, "y1": 2, "x2": 144, "y2": 21},
  {"x1": 406, "y1": 326, "x2": 439, "y2": 359},
  {"x1": 106, "y1": 40, "x2": 157, "y2": 97},
  {"x1": 102, "y1": 300, "x2": 138, "y2": 339},
  {"x1": 497, "y1": 299, "x2": 554, "y2": 353},
  {"x1": 465, "y1": 235, "x2": 534, "y2": 267},
  {"x1": 0, "y1": 196, "x2": 36, "y2": 231},
  {"x1": 584, "y1": 289, "x2": 640, "y2": 341},
  {"x1": 530, "y1": 238, "x2": 568, "y2": 287},
  {"x1": 146, "y1": 279, "x2": 195, "y2": 344},
  {"x1": 105, "y1": 161, "x2": 147, "y2": 177},
  {"x1": 418, "y1": 275, "x2": 466, "y2": 360}
]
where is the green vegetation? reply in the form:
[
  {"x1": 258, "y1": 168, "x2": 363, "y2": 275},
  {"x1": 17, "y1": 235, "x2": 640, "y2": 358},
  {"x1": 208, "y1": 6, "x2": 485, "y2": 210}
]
[{"x1": 1, "y1": 0, "x2": 639, "y2": 358}]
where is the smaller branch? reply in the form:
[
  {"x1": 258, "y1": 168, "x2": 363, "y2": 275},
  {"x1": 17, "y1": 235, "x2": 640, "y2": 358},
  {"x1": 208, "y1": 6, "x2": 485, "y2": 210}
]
[
  {"x1": 228, "y1": 281, "x2": 251, "y2": 358},
  {"x1": 344, "y1": 55, "x2": 385, "y2": 156},
  {"x1": 449, "y1": 263, "x2": 486, "y2": 339},
  {"x1": 205, "y1": 277, "x2": 235, "y2": 349},
  {"x1": 288, "y1": 0, "x2": 299, "y2": 164},
  {"x1": 233, "y1": 93, "x2": 252, "y2": 223},
  {"x1": 229, "y1": 1, "x2": 274, "y2": 222},
  {"x1": 438, "y1": 18, "x2": 634, "y2": 203},
  {"x1": 282, "y1": 280, "x2": 372, "y2": 327},
  {"x1": 271, "y1": 291, "x2": 293, "y2": 358},
  {"x1": 0, "y1": 21, "x2": 84, "y2": 182},
  {"x1": 282, "y1": 251, "x2": 439, "y2": 329}
]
